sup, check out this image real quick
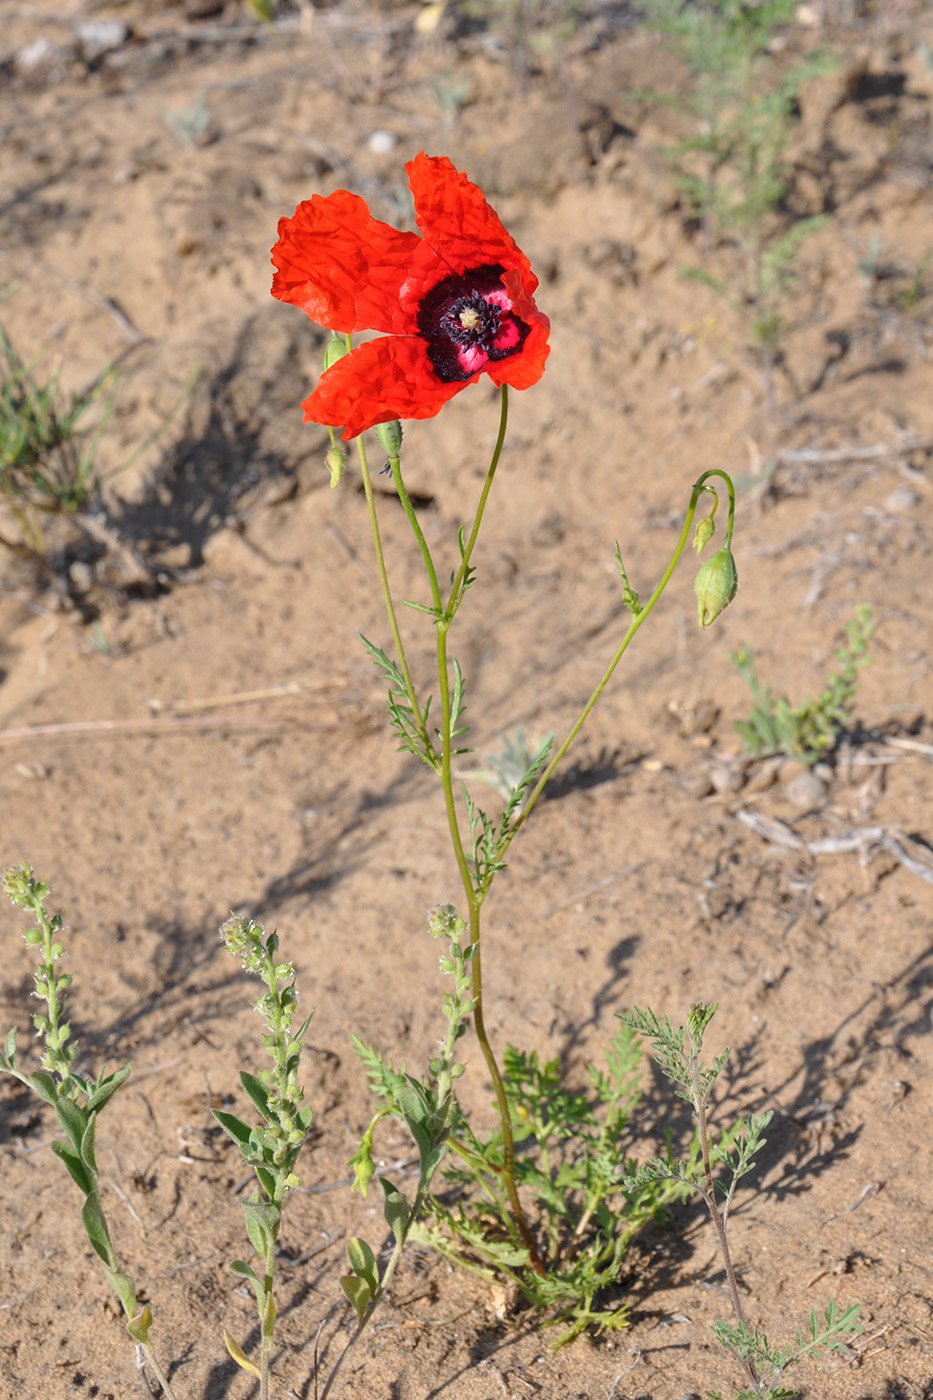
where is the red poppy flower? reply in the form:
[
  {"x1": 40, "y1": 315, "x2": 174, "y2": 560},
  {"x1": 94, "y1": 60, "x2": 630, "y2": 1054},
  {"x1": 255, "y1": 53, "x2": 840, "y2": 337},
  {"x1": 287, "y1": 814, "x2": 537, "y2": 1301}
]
[{"x1": 271, "y1": 153, "x2": 550, "y2": 440}]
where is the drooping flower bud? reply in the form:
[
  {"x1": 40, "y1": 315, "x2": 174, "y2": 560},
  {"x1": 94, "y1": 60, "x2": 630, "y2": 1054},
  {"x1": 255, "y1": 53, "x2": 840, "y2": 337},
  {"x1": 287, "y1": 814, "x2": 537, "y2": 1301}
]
[
  {"x1": 694, "y1": 546, "x2": 738, "y2": 627},
  {"x1": 693, "y1": 516, "x2": 715, "y2": 553},
  {"x1": 325, "y1": 443, "x2": 347, "y2": 489},
  {"x1": 374, "y1": 419, "x2": 403, "y2": 458}
]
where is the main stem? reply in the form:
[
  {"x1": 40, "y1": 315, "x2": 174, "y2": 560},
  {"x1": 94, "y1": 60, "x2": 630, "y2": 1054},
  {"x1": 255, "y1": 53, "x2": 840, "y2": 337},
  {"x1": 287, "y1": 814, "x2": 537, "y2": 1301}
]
[
  {"x1": 693, "y1": 1064, "x2": 759, "y2": 1391},
  {"x1": 355, "y1": 434, "x2": 437, "y2": 766},
  {"x1": 359, "y1": 387, "x2": 544, "y2": 1274}
]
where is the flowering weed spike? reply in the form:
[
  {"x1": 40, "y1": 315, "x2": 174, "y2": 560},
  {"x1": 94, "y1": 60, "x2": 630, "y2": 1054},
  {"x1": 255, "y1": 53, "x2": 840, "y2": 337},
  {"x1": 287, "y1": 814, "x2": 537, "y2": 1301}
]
[{"x1": 271, "y1": 153, "x2": 549, "y2": 438}]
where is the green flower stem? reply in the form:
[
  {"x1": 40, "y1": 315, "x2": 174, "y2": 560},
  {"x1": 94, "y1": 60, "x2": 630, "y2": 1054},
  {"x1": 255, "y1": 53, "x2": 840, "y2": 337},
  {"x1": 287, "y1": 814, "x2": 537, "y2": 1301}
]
[
  {"x1": 504, "y1": 469, "x2": 735, "y2": 852},
  {"x1": 428, "y1": 404, "x2": 545, "y2": 1276},
  {"x1": 377, "y1": 388, "x2": 543, "y2": 1276},
  {"x1": 355, "y1": 432, "x2": 438, "y2": 769},
  {"x1": 138, "y1": 1342, "x2": 181, "y2": 1400},
  {"x1": 259, "y1": 1230, "x2": 278, "y2": 1400},
  {"x1": 444, "y1": 384, "x2": 510, "y2": 619},
  {"x1": 387, "y1": 453, "x2": 443, "y2": 616}
]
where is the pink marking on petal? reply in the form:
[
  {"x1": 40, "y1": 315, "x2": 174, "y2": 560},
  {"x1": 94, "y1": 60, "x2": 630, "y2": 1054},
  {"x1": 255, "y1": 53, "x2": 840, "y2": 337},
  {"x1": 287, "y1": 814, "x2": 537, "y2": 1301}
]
[
  {"x1": 484, "y1": 289, "x2": 512, "y2": 311},
  {"x1": 492, "y1": 320, "x2": 520, "y2": 351},
  {"x1": 458, "y1": 344, "x2": 488, "y2": 374}
]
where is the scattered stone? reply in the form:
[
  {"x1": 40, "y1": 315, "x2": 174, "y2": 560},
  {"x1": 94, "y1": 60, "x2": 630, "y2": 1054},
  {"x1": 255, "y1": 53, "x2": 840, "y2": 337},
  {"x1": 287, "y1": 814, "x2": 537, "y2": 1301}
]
[
  {"x1": 743, "y1": 755, "x2": 784, "y2": 794},
  {"x1": 14, "y1": 37, "x2": 67, "y2": 80},
  {"x1": 183, "y1": 0, "x2": 225, "y2": 17},
  {"x1": 368, "y1": 130, "x2": 397, "y2": 155},
  {"x1": 667, "y1": 695, "x2": 719, "y2": 738},
  {"x1": 74, "y1": 19, "x2": 130, "y2": 64},
  {"x1": 687, "y1": 771, "x2": 715, "y2": 800},
  {"x1": 778, "y1": 757, "x2": 810, "y2": 785},
  {"x1": 783, "y1": 769, "x2": 828, "y2": 815},
  {"x1": 709, "y1": 762, "x2": 744, "y2": 794},
  {"x1": 884, "y1": 487, "x2": 919, "y2": 513}
]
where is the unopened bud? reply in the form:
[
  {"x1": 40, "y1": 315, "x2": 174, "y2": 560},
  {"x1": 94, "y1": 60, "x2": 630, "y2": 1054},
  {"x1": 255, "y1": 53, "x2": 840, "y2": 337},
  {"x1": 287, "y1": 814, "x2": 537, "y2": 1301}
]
[
  {"x1": 326, "y1": 444, "x2": 347, "y2": 489},
  {"x1": 322, "y1": 334, "x2": 351, "y2": 373},
  {"x1": 693, "y1": 516, "x2": 715, "y2": 552},
  {"x1": 374, "y1": 419, "x2": 403, "y2": 458},
  {"x1": 694, "y1": 546, "x2": 737, "y2": 627}
]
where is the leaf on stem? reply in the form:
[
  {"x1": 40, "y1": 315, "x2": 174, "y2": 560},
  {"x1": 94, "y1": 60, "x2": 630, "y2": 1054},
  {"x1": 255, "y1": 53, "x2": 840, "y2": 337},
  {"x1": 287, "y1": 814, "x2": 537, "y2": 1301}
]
[
  {"x1": 223, "y1": 1331, "x2": 261, "y2": 1378},
  {"x1": 81, "y1": 1190, "x2": 117, "y2": 1269}
]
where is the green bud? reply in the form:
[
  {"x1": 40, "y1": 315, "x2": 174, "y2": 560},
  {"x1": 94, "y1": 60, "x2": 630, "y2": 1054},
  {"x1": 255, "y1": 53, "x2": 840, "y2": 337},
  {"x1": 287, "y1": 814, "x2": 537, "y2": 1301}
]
[
  {"x1": 374, "y1": 419, "x2": 403, "y2": 458},
  {"x1": 326, "y1": 443, "x2": 346, "y2": 489},
  {"x1": 694, "y1": 546, "x2": 738, "y2": 627},
  {"x1": 322, "y1": 334, "x2": 351, "y2": 373},
  {"x1": 693, "y1": 516, "x2": 715, "y2": 552}
]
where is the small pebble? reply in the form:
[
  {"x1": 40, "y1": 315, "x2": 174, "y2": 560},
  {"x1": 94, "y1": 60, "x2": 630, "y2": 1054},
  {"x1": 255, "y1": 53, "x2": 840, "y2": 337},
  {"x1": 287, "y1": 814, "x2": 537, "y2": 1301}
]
[
  {"x1": 368, "y1": 130, "x2": 397, "y2": 155},
  {"x1": 884, "y1": 488, "x2": 919, "y2": 513},
  {"x1": 710, "y1": 763, "x2": 744, "y2": 794},
  {"x1": 743, "y1": 755, "x2": 783, "y2": 794},
  {"x1": 14, "y1": 36, "x2": 63, "y2": 77},
  {"x1": 74, "y1": 19, "x2": 129, "y2": 62},
  {"x1": 783, "y1": 770, "x2": 827, "y2": 814}
]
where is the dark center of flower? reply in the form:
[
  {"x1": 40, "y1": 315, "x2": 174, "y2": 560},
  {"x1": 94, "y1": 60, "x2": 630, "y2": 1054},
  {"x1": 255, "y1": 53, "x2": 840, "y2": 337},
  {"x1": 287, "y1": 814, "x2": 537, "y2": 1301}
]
[
  {"x1": 417, "y1": 264, "x2": 531, "y2": 384},
  {"x1": 441, "y1": 292, "x2": 502, "y2": 350}
]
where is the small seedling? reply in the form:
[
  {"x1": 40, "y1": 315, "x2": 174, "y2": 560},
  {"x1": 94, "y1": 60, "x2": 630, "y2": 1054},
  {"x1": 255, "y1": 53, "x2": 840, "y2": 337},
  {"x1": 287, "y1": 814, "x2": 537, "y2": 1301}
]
[
  {"x1": 623, "y1": 1003, "x2": 861, "y2": 1398},
  {"x1": 0, "y1": 294, "x2": 197, "y2": 570},
  {"x1": 165, "y1": 91, "x2": 212, "y2": 148},
  {"x1": 460, "y1": 726, "x2": 554, "y2": 807},
  {"x1": 732, "y1": 605, "x2": 873, "y2": 764},
  {"x1": 0, "y1": 311, "x2": 117, "y2": 555}
]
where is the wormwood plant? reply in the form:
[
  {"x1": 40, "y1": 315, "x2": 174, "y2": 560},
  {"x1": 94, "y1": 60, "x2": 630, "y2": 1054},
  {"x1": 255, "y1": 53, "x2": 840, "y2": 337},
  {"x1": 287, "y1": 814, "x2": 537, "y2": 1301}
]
[
  {"x1": 213, "y1": 915, "x2": 315, "y2": 1397},
  {"x1": 1, "y1": 873, "x2": 320, "y2": 1400},
  {"x1": 732, "y1": 604, "x2": 873, "y2": 764},
  {"x1": 623, "y1": 1005, "x2": 861, "y2": 1398},
  {"x1": 0, "y1": 865, "x2": 179, "y2": 1399},
  {"x1": 633, "y1": 0, "x2": 831, "y2": 415}
]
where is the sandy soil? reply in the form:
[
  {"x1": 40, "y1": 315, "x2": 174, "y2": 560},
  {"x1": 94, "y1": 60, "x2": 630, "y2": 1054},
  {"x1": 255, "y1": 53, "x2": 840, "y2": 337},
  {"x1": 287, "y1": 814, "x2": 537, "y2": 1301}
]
[{"x1": 1, "y1": 3, "x2": 932, "y2": 1398}]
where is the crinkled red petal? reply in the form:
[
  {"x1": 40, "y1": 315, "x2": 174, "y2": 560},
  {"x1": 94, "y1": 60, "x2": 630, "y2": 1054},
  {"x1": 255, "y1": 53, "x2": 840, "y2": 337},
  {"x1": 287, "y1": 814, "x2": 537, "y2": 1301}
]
[
  {"x1": 406, "y1": 154, "x2": 539, "y2": 299},
  {"x1": 271, "y1": 190, "x2": 441, "y2": 335},
  {"x1": 304, "y1": 335, "x2": 474, "y2": 440},
  {"x1": 485, "y1": 316, "x2": 550, "y2": 391}
]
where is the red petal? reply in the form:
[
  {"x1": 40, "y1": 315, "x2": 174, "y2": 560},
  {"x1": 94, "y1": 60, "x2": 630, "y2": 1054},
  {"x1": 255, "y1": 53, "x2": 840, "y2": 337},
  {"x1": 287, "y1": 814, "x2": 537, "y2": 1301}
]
[
  {"x1": 486, "y1": 316, "x2": 550, "y2": 391},
  {"x1": 406, "y1": 154, "x2": 539, "y2": 297},
  {"x1": 272, "y1": 190, "x2": 441, "y2": 335},
  {"x1": 304, "y1": 336, "x2": 474, "y2": 440}
]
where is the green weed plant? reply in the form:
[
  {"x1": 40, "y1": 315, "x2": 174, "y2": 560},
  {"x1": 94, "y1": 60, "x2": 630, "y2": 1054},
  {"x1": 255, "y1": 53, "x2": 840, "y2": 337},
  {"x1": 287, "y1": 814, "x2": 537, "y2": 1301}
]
[
  {"x1": 0, "y1": 295, "x2": 194, "y2": 569},
  {"x1": 624, "y1": 1004, "x2": 861, "y2": 1398},
  {"x1": 732, "y1": 604, "x2": 873, "y2": 763},
  {"x1": 633, "y1": 0, "x2": 831, "y2": 413}
]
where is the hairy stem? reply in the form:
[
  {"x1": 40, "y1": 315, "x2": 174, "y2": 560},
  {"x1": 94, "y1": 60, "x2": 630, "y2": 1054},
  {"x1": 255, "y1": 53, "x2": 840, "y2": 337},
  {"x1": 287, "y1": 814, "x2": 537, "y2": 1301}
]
[
  {"x1": 505, "y1": 469, "x2": 735, "y2": 850},
  {"x1": 691, "y1": 1052, "x2": 758, "y2": 1390},
  {"x1": 355, "y1": 433, "x2": 438, "y2": 768}
]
